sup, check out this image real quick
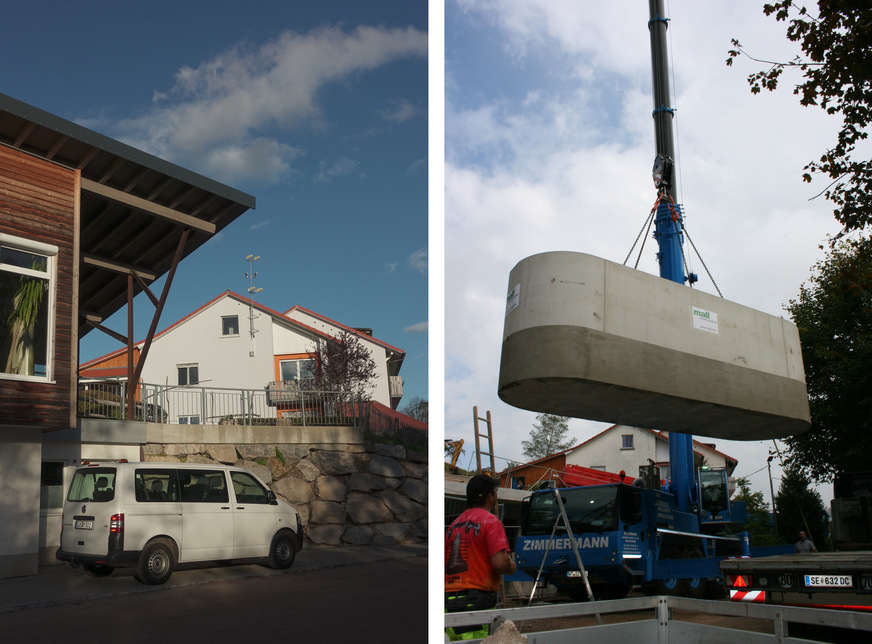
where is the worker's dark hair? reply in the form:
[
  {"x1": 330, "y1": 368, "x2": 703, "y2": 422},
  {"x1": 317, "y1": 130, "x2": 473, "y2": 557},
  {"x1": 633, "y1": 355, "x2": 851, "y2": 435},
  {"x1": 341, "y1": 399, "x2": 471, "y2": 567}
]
[{"x1": 466, "y1": 474, "x2": 497, "y2": 507}]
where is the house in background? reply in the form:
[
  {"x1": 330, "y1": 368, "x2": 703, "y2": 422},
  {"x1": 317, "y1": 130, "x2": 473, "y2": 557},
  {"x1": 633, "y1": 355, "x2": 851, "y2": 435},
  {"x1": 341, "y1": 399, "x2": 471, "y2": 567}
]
[
  {"x1": 0, "y1": 92, "x2": 254, "y2": 578},
  {"x1": 79, "y1": 291, "x2": 407, "y2": 423},
  {"x1": 499, "y1": 424, "x2": 738, "y2": 493}
]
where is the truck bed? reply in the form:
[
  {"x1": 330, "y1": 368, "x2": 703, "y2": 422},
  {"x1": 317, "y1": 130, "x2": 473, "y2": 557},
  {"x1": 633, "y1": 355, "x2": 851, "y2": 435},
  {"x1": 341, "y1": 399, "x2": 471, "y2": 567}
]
[{"x1": 721, "y1": 552, "x2": 872, "y2": 574}]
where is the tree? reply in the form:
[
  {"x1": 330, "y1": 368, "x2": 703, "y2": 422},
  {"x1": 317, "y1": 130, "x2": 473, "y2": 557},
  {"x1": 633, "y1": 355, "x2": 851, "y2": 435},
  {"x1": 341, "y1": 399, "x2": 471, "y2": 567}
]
[
  {"x1": 727, "y1": 2, "x2": 872, "y2": 231},
  {"x1": 521, "y1": 414, "x2": 575, "y2": 461},
  {"x1": 400, "y1": 396, "x2": 428, "y2": 423},
  {"x1": 733, "y1": 478, "x2": 784, "y2": 546},
  {"x1": 775, "y1": 464, "x2": 830, "y2": 550},
  {"x1": 306, "y1": 329, "x2": 378, "y2": 401},
  {"x1": 783, "y1": 235, "x2": 872, "y2": 481}
]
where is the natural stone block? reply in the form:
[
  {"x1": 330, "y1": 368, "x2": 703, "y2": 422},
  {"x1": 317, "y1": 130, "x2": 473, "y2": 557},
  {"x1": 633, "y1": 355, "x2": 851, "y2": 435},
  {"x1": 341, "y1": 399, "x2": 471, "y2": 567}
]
[
  {"x1": 294, "y1": 458, "x2": 321, "y2": 483},
  {"x1": 268, "y1": 456, "x2": 295, "y2": 481},
  {"x1": 236, "y1": 444, "x2": 273, "y2": 460},
  {"x1": 316, "y1": 475, "x2": 346, "y2": 502},
  {"x1": 273, "y1": 476, "x2": 314, "y2": 505},
  {"x1": 142, "y1": 444, "x2": 164, "y2": 456},
  {"x1": 346, "y1": 494, "x2": 392, "y2": 524},
  {"x1": 405, "y1": 449, "x2": 428, "y2": 464},
  {"x1": 186, "y1": 454, "x2": 214, "y2": 464},
  {"x1": 373, "y1": 444, "x2": 406, "y2": 460},
  {"x1": 399, "y1": 479, "x2": 428, "y2": 504},
  {"x1": 384, "y1": 477, "x2": 402, "y2": 490},
  {"x1": 311, "y1": 450, "x2": 360, "y2": 476},
  {"x1": 311, "y1": 500, "x2": 346, "y2": 525},
  {"x1": 307, "y1": 525, "x2": 344, "y2": 546},
  {"x1": 373, "y1": 523, "x2": 412, "y2": 544},
  {"x1": 380, "y1": 490, "x2": 426, "y2": 522},
  {"x1": 165, "y1": 443, "x2": 204, "y2": 456},
  {"x1": 367, "y1": 454, "x2": 405, "y2": 478},
  {"x1": 143, "y1": 454, "x2": 181, "y2": 463},
  {"x1": 402, "y1": 462, "x2": 428, "y2": 479},
  {"x1": 348, "y1": 472, "x2": 387, "y2": 492},
  {"x1": 206, "y1": 445, "x2": 238, "y2": 465},
  {"x1": 342, "y1": 526, "x2": 373, "y2": 545},
  {"x1": 241, "y1": 461, "x2": 273, "y2": 483}
]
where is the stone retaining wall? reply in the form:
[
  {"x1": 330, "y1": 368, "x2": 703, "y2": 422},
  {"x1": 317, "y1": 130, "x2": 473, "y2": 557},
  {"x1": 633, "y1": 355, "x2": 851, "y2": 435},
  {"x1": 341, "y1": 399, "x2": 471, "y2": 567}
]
[{"x1": 142, "y1": 441, "x2": 428, "y2": 547}]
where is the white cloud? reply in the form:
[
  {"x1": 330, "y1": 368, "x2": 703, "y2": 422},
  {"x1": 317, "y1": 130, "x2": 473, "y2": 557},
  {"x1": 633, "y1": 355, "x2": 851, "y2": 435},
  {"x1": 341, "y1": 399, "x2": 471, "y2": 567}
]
[
  {"x1": 446, "y1": 1, "x2": 838, "y2": 500},
  {"x1": 114, "y1": 25, "x2": 427, "y2": 183},
  {"x1": 380, "y1": 98, "x2": 420, "y2": 123},
  {"x1": 314, "y1": 157, "x2": 360, "y2": 183},
  {"x1": 405, "y1": 321, "x2": 429, "y2": 333},
  {"x1": 408, "y1": 247, "x2": 428, "y2": 274}
]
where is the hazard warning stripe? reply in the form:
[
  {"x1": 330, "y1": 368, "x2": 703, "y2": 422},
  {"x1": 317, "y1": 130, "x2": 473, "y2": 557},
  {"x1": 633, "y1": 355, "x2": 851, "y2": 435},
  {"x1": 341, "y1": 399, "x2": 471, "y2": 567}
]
[{"x1": 730, "y1": 590, "x2": 766, "y2": 603}]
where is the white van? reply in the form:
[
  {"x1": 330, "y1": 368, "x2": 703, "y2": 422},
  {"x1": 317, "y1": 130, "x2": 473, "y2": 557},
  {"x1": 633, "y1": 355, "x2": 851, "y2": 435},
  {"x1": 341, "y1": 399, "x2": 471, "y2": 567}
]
[{"x1": 56, "y1": 461, "x2": 303, "y2": 585}]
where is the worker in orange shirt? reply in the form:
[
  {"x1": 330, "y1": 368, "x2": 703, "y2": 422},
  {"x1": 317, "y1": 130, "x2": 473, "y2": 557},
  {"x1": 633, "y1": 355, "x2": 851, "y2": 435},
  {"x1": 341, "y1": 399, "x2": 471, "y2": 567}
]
[{"x1": 445, "y1": 474, "x2": 516, "y2": 640}]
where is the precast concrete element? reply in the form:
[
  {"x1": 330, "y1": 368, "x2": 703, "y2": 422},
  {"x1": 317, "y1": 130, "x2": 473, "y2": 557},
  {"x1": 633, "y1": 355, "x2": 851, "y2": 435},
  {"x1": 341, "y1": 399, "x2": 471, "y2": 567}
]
[{"x1": 498, "y1": 252, "x2": 810, "y2": 440}]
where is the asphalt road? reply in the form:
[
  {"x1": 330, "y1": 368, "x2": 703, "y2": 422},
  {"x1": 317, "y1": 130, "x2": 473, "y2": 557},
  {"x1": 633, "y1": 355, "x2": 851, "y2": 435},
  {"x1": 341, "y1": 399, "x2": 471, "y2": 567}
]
[{"x1": 0, "y1": 555, "x2": 428, "y2": 643}]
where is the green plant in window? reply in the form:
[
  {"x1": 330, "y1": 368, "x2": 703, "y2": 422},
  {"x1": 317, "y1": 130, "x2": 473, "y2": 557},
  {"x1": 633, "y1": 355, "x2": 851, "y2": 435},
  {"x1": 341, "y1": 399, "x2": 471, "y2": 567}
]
[{"x1": 4, "y1": 260, "x2": 46, "y2": 376}]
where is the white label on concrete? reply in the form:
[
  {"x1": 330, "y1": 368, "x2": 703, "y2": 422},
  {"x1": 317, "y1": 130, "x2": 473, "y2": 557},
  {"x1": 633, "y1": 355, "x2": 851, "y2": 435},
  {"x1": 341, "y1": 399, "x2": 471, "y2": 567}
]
[
  {"x1": 506, "y1": 283, "x2": 521, "y2": 316},
  {"x1": 692, "y1": 306, "x2": 718, "y2": 334}
]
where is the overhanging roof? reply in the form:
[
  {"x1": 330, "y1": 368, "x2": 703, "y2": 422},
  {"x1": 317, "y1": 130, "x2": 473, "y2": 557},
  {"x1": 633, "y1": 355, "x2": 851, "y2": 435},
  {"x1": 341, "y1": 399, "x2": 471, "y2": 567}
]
[{"x1": 0, "y1": 92, "x2": 256, "y2": 338}]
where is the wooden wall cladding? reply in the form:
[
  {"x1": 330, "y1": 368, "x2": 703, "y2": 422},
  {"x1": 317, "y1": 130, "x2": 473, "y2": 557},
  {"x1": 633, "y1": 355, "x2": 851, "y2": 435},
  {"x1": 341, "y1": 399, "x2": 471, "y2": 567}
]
[{"x1": 0, "y1": 145, "x2": 78, "y2": 430}]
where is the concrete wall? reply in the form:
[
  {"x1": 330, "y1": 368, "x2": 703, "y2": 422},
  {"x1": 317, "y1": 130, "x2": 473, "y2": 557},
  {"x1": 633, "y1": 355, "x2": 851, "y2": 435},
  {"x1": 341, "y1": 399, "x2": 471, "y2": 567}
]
[
  {"x1": 0, "y1": 428, "x2": 42, "y2": 578},
  {"x1": 499, "y1": 252, "x2": 810, "y2": 441}
]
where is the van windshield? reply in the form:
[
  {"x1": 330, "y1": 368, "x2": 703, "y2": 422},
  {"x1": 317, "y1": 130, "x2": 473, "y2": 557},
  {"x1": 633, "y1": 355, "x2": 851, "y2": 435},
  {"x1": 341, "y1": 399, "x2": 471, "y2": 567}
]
[{"x1": 68, "y1": 468, "x2": 117, "y2": 503}]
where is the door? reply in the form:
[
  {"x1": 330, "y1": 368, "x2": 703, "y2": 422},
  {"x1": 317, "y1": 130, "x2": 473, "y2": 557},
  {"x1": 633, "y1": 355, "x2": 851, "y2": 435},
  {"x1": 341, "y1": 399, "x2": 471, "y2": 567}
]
[
  {"x1": 229, "y1": 470, "x2": 277, "y2": 558},
  {"x1": 179, "y1": 469, "x2": 234, "y2": 561}
]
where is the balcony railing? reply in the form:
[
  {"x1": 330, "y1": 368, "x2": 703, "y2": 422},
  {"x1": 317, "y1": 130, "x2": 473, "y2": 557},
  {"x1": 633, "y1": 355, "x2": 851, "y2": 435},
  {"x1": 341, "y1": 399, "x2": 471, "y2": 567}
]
[{"x1": 78, "y1": 380, "x2": 361, "y2": 427}]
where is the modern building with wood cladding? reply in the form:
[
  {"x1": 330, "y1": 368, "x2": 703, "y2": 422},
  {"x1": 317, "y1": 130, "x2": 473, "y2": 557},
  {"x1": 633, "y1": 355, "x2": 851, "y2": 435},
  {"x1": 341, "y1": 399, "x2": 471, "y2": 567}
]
[{"x1": 0, "y1": 93, "x2": 254, "y2": 578}]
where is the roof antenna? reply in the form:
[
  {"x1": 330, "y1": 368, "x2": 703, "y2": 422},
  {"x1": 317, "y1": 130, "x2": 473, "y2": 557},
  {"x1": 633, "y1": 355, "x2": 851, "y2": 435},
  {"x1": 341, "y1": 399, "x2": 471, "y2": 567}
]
[{"x1": 244, "y1": 254, "x2": 262, "y2": 353}]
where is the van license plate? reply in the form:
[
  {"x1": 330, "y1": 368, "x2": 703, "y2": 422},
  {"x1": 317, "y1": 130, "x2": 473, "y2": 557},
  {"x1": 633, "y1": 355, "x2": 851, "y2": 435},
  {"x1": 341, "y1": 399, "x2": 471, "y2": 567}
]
[
  {"x1": 566, "y1": 571, "x2": 583, "y2": 578},
  {"x1": 75, "y1": 520, "x2": 93, "y2": 530},
  {"x1": 804, "y1": 575, "x2": 851, "y2": 588}
]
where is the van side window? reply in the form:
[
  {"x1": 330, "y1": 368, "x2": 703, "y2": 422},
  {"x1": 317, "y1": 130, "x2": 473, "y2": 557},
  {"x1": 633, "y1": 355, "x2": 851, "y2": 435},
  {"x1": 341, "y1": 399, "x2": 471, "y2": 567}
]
[
  {"x1": 67, "y1": 468, "x2": 116, "y2": 503},
  {"x1": 180, "y1": 470, "x2": 229, "y2": 503},
  {"x1": 135, "y1": 470, "x2": 180, "y2": 502},
  {"x1": 231, "y1": 471, "x2": 270, "y2": 504}
]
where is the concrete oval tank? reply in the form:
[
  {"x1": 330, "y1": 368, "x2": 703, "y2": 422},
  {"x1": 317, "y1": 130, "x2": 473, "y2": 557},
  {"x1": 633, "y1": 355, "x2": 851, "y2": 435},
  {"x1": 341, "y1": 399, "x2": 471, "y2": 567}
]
[{"x1": 498, "y1": 252, "x2": 810, "y2": 440}]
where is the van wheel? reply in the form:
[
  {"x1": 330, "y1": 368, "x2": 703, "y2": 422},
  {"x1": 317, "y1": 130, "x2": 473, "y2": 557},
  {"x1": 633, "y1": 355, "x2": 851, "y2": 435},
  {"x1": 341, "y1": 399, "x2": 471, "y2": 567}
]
[
  {"x1": 268, "y1": 531, "x2": 296, "y2": 570},
  {"x1": 83, "y1": 564, "x2": 114, "y2": 577},
  {"x1": 137, "y1": 540, "x2": 175, "y2": 585}
]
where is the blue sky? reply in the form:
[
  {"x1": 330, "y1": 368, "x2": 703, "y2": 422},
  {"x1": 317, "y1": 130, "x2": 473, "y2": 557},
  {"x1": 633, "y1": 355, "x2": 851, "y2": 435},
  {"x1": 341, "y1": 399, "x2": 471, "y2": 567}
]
[
  {"x1": 445, "y1": 0, "x2": 841, "y2": 502},
  {"x1": 1, "y1": 1, "x2": 428, "y2": 405}
]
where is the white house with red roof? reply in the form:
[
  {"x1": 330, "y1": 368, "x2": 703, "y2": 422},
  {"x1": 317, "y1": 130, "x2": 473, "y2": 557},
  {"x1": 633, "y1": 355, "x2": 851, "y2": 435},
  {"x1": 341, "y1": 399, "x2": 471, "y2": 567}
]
[
  {"x1": 80, "y1": 291, "x2": 406, "y2": 422},
  {"x1": 498, "y1": 424, "x2": 738, "y2": 493}
]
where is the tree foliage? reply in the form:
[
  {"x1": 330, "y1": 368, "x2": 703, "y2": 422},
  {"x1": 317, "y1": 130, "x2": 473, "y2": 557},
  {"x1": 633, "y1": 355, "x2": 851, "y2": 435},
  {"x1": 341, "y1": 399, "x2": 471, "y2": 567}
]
[
  {"x1": 306, "y1": 329, "x2": 378, "y2": 400},
  {"x1": 784, "y1": 235, "x2": 872, "y2": 481},
  {"x1": 521, "y1": 414, "x2": 575, "y2": 461},
  {"x1": 727, "y1": 2, "x2": 872, "y2": 231},
  {"x1": 775, "y1": 464, "x2": 830, "y2": 550},
  {"x1": 733, "y1": 477, "x2": 784, "y2": 546},
  {"x1": 400, "y1": 396, "x2": 428, "y2": 423}
]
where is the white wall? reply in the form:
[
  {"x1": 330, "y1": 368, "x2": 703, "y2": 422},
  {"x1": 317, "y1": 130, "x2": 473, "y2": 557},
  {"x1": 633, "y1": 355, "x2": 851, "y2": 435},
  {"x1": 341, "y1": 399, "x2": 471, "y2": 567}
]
[
  {"x1": 142, "y1": 296, "x2": 276, "y2": 391},
  {"x1": 0, "y1": 428, "x2": 42, "y2": 578},
  {"x1": 566, "y1": 426, "x2": 659, "y2": 477}
]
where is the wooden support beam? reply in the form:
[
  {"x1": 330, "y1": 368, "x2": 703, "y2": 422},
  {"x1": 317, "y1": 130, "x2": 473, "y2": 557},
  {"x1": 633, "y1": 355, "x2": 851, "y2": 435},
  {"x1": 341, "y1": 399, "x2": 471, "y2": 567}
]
[
  {"x1": 82, "y1": 253, "x2": 157, "y2": 281},
  {"x1": 81, "y1": 178, "x2": 216, "y2": 234}
]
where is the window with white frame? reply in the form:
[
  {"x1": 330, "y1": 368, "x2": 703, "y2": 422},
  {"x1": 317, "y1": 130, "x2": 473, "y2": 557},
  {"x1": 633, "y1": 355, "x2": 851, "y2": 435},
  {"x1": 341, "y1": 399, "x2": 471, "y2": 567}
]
[
  {"x1": 621, "y1": 434, "x2": 634, "y2": 450},
  {"x1": 221, "y1": 315, "x2": 239, "y2": 336},
  {"x1": 178, "y1": 415, "x2": 201, "y2": 424},
  {"x1": 280, "y1": 358, "x2": 315, "y2": 383},
  {"x1": 177, "y1": 363, "x2": 199, "y2": 386},
  {"x1": 0, "y1": 234, "x2": 57, "y2": 380}
]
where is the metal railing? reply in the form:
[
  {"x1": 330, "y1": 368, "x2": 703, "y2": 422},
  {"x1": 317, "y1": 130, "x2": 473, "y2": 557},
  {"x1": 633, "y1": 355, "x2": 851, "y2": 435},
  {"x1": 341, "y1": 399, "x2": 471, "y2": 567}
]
[{"x1": 78, "y1": 380, "x2": 362, "y2": 427}]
